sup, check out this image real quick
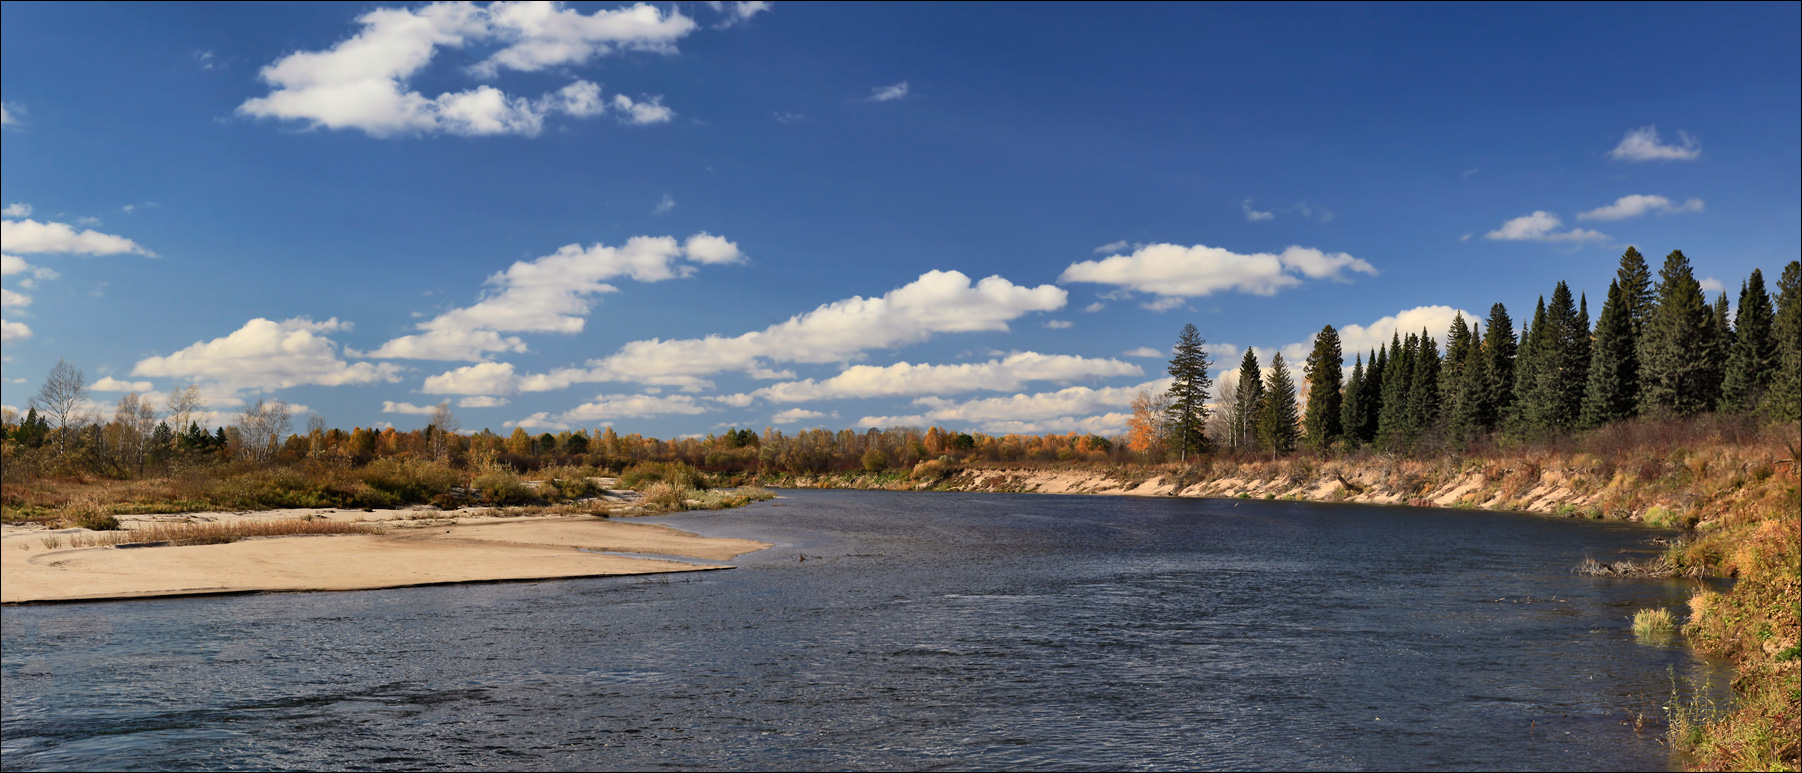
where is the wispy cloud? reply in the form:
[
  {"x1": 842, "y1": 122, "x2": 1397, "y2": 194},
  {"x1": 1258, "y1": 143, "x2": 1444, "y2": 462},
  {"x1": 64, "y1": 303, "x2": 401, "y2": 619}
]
[
  {"x1": 867, "y1": 81, "x2": 909, "y2": 102},
  {"x1": 1575, "y1": 194, "x2": 1703, "y2": 221},
  {"x1": 1609, "y1": 126, "x2": 1700, "y2": 161},
  {"x1": 1061, "y1": 242, "x2": 1377, "y2": 299},
  {"x1": 1242, "y1": 199, "x2": 1274, "y2": 221},
  {"x1": 652, "y1": 194, "x2": 676, "y2": 215},
  {"x1": 1483, "y1": 211, "x2": 1608, "y2": 243}
]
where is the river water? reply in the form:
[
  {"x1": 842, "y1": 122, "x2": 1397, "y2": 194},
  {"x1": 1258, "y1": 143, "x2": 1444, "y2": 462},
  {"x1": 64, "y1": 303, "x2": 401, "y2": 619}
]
[{"x1": 1, "y1": 491, "x2": 1721, "y2": 771}]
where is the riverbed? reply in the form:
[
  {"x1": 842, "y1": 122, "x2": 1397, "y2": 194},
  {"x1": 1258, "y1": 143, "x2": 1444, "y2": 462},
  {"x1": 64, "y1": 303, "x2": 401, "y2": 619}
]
[{"x1": 0, "y1": 490, "x2": 1721, "y2": 771}]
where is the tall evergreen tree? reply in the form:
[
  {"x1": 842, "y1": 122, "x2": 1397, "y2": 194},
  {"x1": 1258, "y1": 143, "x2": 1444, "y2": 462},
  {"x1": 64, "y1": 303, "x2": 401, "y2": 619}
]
[
  {"x1": 1406, "y1": 330, "x2": 1441, "y2": 440},
  {"x1": 1512, "y1": 297, "x2": 1548, "y2": 433},
  {"x1": 1376, "y1": 332, "x2": 1413, "y2": 449},
  {"x1": 1440, "y1": 314, "x2": 1474, "y2": 428},
  {"x1": 1303, "y1": 325, "x2": 1344, "y2": 450},
  {"x1": 1639, "y1": 250, "x2": 1717, "y2": 417},
  {"x1": 1164, "y1": 324, "x2": 1213, "y2": 459},
  {"x1": 1360, "y1": 346, "x2": 1385, "y2": 443},
  {"x1": 1543, "y1": 282, "x2": 1591, "y2": 432},
  {"x1": 1341, "y1": 355, "x2": 1366, "y2": 449},
  {"x1": 1231, "y1": 349, "x2": 1265, "y2": 451},
  {"x1": 1772, "y1": 260, "x2": 1802, "y2": 422},
  {"x1": 1480, "y1": 303, "x2": 1516, "y2": 431},
  {"x1": 1616, "y1": 246, "x2": 1654, "y2": 338},
  {"x1": 1699, "y1": 292, "x2": 1733, "y2": 407},
  {"x1": 1580, "y1": 280, "x2": 1638, "y2": 428},
  {"x1": 1720, "y1": 269, "x2": 1778, "y2": 412},
  {"x1": 1257, "y1": 352, "x2": 1299, "y2": 457}
]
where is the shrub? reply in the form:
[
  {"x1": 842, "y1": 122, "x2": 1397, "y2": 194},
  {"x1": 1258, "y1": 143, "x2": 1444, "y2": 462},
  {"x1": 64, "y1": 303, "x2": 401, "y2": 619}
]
[
  {"x1": 640, "y1": 481, "x2": 693, "y2": 510},
  {"x1": 911, "y1": 458, "x2": 955, "y2": 481},
  {"x1": 60, "y1": 499, "x2": 121, "y2": 531},
  {"x1": 620, "y1": 461, "x2": 710, "y2": 491},
  {"x1": 359, "y1": 458, "x2": 462, "y2": 503},
  {"x1": 473, "y1": 466, "x2": 536, "y2": 506}
]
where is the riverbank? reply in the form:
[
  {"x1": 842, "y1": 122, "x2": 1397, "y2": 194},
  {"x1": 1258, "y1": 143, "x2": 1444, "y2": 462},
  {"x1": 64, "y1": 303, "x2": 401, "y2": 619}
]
[{"x1": 0, "y1": 507, "x2": 772, "y2": 604}]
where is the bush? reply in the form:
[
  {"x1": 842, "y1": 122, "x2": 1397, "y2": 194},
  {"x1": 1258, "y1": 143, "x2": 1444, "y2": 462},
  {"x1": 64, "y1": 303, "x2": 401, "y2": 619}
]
[
  {"x1": 473, "y1": 466, "x2": 537, "y2": 506},
  {"x1": 911, "y1": 458, "x2": 956, "y2": 481},
  {"x1": 640, "y1": 481, "x2": 693, "y2": 510},
  {"x1": 533, "y1": 464, "x2": 600, "y2": 500},
  {"x1": 620, "y1": 461, "x2": 710, "y2": 491},
  {"x1": 61, "y1": 499, "x2": 121, "y2": 531},
  {"x1": 359, "y1": 458, "x2": 462, "y2": 503}
]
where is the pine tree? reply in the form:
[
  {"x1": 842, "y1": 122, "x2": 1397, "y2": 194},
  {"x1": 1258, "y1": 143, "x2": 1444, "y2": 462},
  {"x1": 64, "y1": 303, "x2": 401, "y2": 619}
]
[
  {"x1": 1480, "y1": 303, "x2": 1517, "y2": 431},
  {"x1": 1769, "y1": 261, "x2": 1802, "y2": 421},
  {"x1": 1303, "y1": 325, "x2": 1344, "y2": 450},
  {"x1": 1406, "y1": 330, "x2": 1441, "y2": 441},
  {"x1": 1257, "y1": 352, "x2": 1299, "y2": 457},
  {"x1": 1512, "y1": 297, "x2": 1548, "y2": 433},
  {"x1": 1376, "y1": 332, "x2": 1412, "y2": 449},
  {"x1": 1340, "y1": 355, "x2": 1366, "y2": 449},
  {"x1": 1720, "y1": 269, "x2": 1778, "y2": 412},
  {"x1": 1700, "y1": 292, "x2": 1733, "y2": 408},
  {"x1": 1449, "y1": 327, "x2": 1491, "y2": 442},
  {"x1": 1164, "y1": 324, "x2": 1213, "y2": 459},
  {"x1": 1537, "y1": 282, "x2": 1590, "y2": 433},
  {"x1": 1360, "y1": 346, "x2": 1385, "y2": 443},
  {"x1": 1580, "y1": 280, "x2": 1638, "y2": 428},
  {"x1": 1639, "y1": 250, "x2": 1716, "y2": 417},
  {"x1": 1440, "y1": 313, "x2": 1473, "y2": 425},
  {"x1": 1231, "y1": 349, "x2": 1265, "y2": 451},
  {"x1": 1617, "y1": 247, "x2": 1654, "y2": 338}
]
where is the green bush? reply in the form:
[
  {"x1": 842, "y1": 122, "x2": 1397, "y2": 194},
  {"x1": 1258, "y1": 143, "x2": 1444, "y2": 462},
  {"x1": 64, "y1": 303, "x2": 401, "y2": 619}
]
[
  {"x1": 472, "y1": 466, "x2": 537, "y2": 505},
  {"x1": 359, "y1": 458, "x2": 462, "y2": 503}
]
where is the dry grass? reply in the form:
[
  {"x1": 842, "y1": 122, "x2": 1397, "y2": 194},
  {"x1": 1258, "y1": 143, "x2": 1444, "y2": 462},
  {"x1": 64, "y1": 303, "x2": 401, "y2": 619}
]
[
  {"x1": 60, "y1": 518, "x2": 381, "y2": 549},
  {"x1": 1632, "y1": 608, "x2": 1676, "y2": 637}
]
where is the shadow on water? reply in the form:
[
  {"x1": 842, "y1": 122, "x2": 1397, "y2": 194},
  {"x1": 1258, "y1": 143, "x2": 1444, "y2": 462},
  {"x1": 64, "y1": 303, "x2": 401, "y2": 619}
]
[{"x1": 3, "y1": 491, "x2": 1728, "y2": 771}]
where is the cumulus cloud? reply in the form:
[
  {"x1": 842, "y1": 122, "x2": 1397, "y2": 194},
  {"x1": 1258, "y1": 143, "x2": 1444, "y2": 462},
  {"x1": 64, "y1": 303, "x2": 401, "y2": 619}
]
[
  {"x1": 867, "y1": 81, "x2": 909, "y2": 102},
  {"x1": 1060, "y1": 243, "x2": 1375, "y2": 299},
  {"x1": 1123, "y1": 346, "x2": 1164, "y2": 358},
  {"x1": 506, "y1": 412, "x2": 570, "y2": 431},
  {"x1": 772, "y1": 408, "x2": 828, "y2": 424},
  {"x1": 1328, "y1": 305, "x2": 1479, "y2": 358},
  {"x1": 133, "y1": 317, "x2": 402, "y2": 392},
  {"x1": 857, "y1": 378, "x2": 1172, "y2": 434},
  {"x1": 237, "y1": 2, "x2": 697, "y2": 137},
  {"x1": 1, "y1": 204, "x2": 29, "y2": 218},
  {"x1": 1609, "y1": 126, "x2": 1700, "y2": 162},
  {"x1": 457, "y1": 395, "x2": 510, "y2": 408},
  {"x1": 1045, "y1": 319, "x2": 1073, "y2": 329},
  {"x1": 560, "y1": 393, "x2": 709, "y2": 422},
  {"x1": 1242, "y1": 200, "x2": 1274, "y2": 221},
  {"x1": 422, "y1": 361, "x2": 524, "y2": 395},
  {"x1": 533, "y1": 270, "x2": 1066, "y2": 390},
  {"x1": 1483, "y1": 211, "x2": 1608, "y2": 243},
  {"x1": 1093, "y1": 240, "x2": 1131, "y2": 254},
  {"x1": 1576, "y1": 195, "x2": 1704, "y2": 221},
  {"x1": 1699, "y1": 277, "x2": 1725, "y2": 293},
  {"x1": 0, "y1": 288, "x2": 27, "y2": 308},
  {"x1": 1, "y1": 218, "x2": 156, "y2": 256},
  {"x1": 1, "y1": 318, "x2": 32, "y2": 342},
  {"x1": 381, "y1": 401, "x2": 442, "y2": 415},
  {"x1": 752, "y1": 352, "x2": 1141, "y2": 404},
  {"x1": 709, "y1": 1, "x2": 771, "y2": 28},
  {"x1": 610, "y1": 93, "x2": 673, "y2": 124},
  {"x1": 370, "y1": 233, "x2": 742, "y2": 361},
  {"x1": 91, "y1": 377, "x2": 155, "y2": 392}
]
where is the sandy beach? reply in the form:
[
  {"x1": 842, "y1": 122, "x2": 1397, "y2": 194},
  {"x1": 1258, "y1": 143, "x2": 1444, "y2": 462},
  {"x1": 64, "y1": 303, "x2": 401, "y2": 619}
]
[{"x1": 0, "y1": 508, "x2": 772, "y2": 604}]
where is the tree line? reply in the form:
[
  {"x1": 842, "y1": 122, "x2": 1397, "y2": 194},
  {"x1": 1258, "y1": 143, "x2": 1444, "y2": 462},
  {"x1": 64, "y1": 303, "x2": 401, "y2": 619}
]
[{"x1": 1139, "y1": 249, "x2": 1800, "y2": 458}]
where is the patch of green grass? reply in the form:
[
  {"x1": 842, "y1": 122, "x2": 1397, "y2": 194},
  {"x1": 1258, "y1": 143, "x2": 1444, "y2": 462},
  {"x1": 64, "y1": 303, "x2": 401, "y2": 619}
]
[{"x1": 1632, "y1": 607, "x2": 1675, "y2": 637}]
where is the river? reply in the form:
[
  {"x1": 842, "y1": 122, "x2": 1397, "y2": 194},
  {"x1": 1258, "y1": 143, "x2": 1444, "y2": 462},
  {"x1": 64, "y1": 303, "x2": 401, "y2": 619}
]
[{"x1": 1, "y1": 491, "x2": 1722, "y2": 770}]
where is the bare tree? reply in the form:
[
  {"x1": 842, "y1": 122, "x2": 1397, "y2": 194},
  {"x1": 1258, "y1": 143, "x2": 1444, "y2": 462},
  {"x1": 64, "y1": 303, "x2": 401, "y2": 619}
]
[
  {"x1": 112, "y1": 392, "x2": 159, "y2": 474},
  {"x1": 164, "y1": 384, "x2": 204, "y2": 436},
  {"x1": 232, "y1": 398, "x2": 292, "y2": 464},
  {"x1": 1210, "y1": 371, "x2": 1240, "y2": 449},
  {"x1": 30, "y1": 359, "x2": 90, "y2": 457},
  {"x1": 427, "y1": 402, "x2": 459, "y2": 463},
  {"x1": 305, "y1": 414, "x2": 328, "y2": 457}
]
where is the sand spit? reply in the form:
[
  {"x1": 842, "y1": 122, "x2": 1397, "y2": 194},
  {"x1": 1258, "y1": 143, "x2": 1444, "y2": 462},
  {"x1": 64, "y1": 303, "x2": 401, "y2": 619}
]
[{"x1": 1, "y1": 508, "x2": 771, "y2": 604}]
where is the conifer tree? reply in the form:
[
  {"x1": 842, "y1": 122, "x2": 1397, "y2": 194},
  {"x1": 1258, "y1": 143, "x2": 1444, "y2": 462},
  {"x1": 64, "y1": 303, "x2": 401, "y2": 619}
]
[
  {"x1": 1542, "y1": 282, "x2": 1590, "y2": 432},
  {"x1": 1164, "y1": 324, "x2": 1213, "y2": 459},
  {"x1": 1700, "y1": 292, "x2": 1733, "y2": 408},
  {"x1": 1376, "y1": 332, "x2": 1412, "y2": 449},
  {"x1": 1720, "y1": 269, "x2": 1778, "y2": 412},
  {"x1": 1772, "y1": 260, "x2": 1802, "y2": 421},
  {"x1": 1257, "y1": 352, "x2": 1299, "y2": 457},
  {"x1": 1617, "y1": 246, "x2": 1654, "y2": 338},
  {"x1": 1449, "y1": 328, "x2": 1491, "y2": 442},
  {"x1": 1231, "y1": 349, "x2": 1265, "y2": 451},
  {"x1": 1406, "y1": 330, "x2": 1441, "y2": 440},
  {"x1": 1303, "y1": 325, "x2": 1344, "y2": 450},
  {"x1": 1639, "y1": 250, "x2": 1716, "y2": 417},
  {"x1": 1340, "y1": 355, "x2": 1366, "y2": 449},
  {"x1": 1512, "y1": 297, "x2": 1548, "y2": 433},
  {"x1": 1480, "y1": 303, "x2": 1516, "y2": 431},
  {"x1": 1360, "y1": 346, "x2": 1385, "y2": 443},
  {"x1": 1580, "y1": 280, "x2": 1638, "y2": 428}
]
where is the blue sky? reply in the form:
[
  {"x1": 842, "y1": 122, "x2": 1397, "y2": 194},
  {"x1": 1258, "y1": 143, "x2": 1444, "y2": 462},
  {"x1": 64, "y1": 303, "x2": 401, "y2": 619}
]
[{"x1": 3, "y1": 2, "x2": 1797, "y2": 438}]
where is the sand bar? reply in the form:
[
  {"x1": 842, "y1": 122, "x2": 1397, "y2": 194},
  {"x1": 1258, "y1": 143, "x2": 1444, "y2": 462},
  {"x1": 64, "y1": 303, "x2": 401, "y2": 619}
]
[{"x1": 1, "y1": 508, "x2": 771, "y2": 604}]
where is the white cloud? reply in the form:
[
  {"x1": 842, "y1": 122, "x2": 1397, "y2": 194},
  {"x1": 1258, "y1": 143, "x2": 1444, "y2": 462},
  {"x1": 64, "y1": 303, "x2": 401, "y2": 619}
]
[
  {"x1": 1483, "y1": 211, "x2": 1608, "y2": 243},
  {"x1": 611, "y1": 93, "x2": 673, "y2": 124},
  {"x1": 457, "y1": 395, "x2": 510, "y2": 408},
  {"x1": 1060, "y1": 243, "x2": 1377, "y2": 299},
  {"x1": 1576, "y1": 194, "x2": 1704, "y2": 221},
  {"x1": 560, "y1": 393, "x2": 709, "y2": 422},
  {"x1": 1142, "y1": 296, "x2": 1187, "y2": 312},
  {"x1": 652, "y1": 193, "x2": 676, "y2": 215},
  {"x1": 370, "y1": 233, "x2": 741, "y2": 360},
  {"x1": 857, "y1": 378, "x2": 1171, "y2": 434},
  {"x1": 133, "y1": 317, "x2": 402, "y2": 392},
  {"x1": 1242, "y1": 200, "x2": 1274, "y2": 221},
  {"x1": 506, "y1": 412, "x2": 570, "y2": 431},
  {"x1": 1699, "y1": 277, "x2": 1725, "y2": 293},
  {"x1": 1331, "y1": 305, "x2": 1478, "y2": 357},
  {"x1": 1288, "y1": 202, "x2": 1335, "y2": 223},
  {"x1": 710, "y1": 393, "x2": 755, "y2": 407},
  {"x1": 1082, "y1": 302, "x2": 1106, "y2": 313},
  {"x1": 1093, "y1": 240, "x2": 1131, "y2": 254},
  {"x1": 541, "y1": 270, "x2": 1066, "y2": 389},
  {"x1": 1, "y1": 218, "x2": 156, "y2": 256},
  {"x1": 91, "y1": 377, "x2": 155, "y2": 392},
  {"x1": 709, "y1": 1, "x2": 771, "y2": 28},
  {"x1": 868, "y1": 81, "x2": 909, "y2": 102},
  {"x1": 1, "y1": 318, "x2": 33, "y2": 342},
  {"x1": 772, "y1": 408, "x2": 828, "y2": 424},
  {"x1": 422, "y1": 360, "x2": 524, "y2": 395},
  {"x1": 381, "y1": 400, "x2": 441, "y2": 415},
  {"x1": 1609, "y1": 126, "x2": 1700, "y2": 162},
  {"x1": 753, "y1": 352, "x2": 1141, "y2": 404},
  {"x1": 0, "y1": 103, "x2": 20, "y2": 127},
  {"x1": 1123, "y1": 346, "x2": 1163, "y2": 358},
  {"x1": 1045, "y1": 319, "x2": 1073, "y2": 329},
  {"x1": 0, "y1": 288, "x2": 27, "y2": 308},
  {"x1": 237, "y1": 2, "x2": 695, "y2": 137},
  {"x1": 1, "y1": 204, "x2": 29, "y2": 218}
]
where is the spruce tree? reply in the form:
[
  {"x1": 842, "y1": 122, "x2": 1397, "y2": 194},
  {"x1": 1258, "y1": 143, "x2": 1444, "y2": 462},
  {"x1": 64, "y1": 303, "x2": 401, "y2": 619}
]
[
  {"x1": 1639, "y1": 251, "x2": 1716, "y2": 417},
  {"x1": 1361, "y1": 346, "x2": 1385, "y2": 443},
  {"x1": 1580, "y1": 280, "x2": 1638, "y2": 428},
  {"x1": 1700, "y1": 292, "x2": 1733, "y2": 408},
  {"x1": 1376, "y1": 332, "x2": 1412, "y2": 450},
  {"x1": 1406, "y1": 330, "x2": 1441, "y2": 441},
  {"x1": 1450, "y1": 328, "x2": 1491, "y2": 442},
  {"x1": 1512, "y1": 297, "x2": 1548, "y2": 433},
  {"x1": 1303, "y1": 325, "x2": 1344, "y2": 450},
  {"x1": 1231, "y1": 349, "x2": 1265, "y2": 451},
  {"x1": 1617, "y1": 246, "x2": 1654, "y2": 339},
  {"x1": 1164, "y1": 324, "x2": 1213, "y2": 459},
  {"x1": 1720, "y1": 269, "x2": 1778, "y2": 412},
  {"x1": 1480, "y1": 303, "x2": 1516, "y2": 431},
  {"x1": 1257, "y1": 352, "x2": 1299, "y2": 457},
  {"x1": 1772, "y1": 260, "x2": 1802, "y2": 421},
  {"x1": 1341, "y1": 355, "x2": 1366, "y2": 449},
  {"x1": 1440, "y1": 314, "x2": 1474, "y2": 430}
]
